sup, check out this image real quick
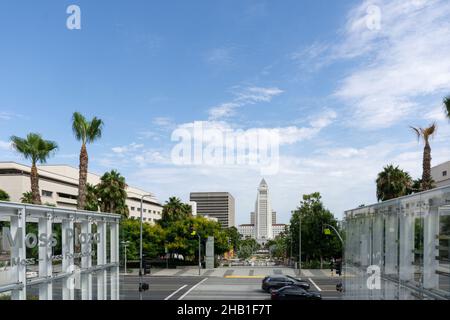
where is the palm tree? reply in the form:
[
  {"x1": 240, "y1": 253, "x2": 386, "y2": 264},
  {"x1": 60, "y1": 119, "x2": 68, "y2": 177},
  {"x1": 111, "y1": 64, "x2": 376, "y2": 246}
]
[
  {"x1": 10, "y1": 133, "x2": 58, "y2": 205},
  {"x1": 443, "y1": 95, "x2": 450, "y2": 119},
  {"x1": 160, "y1": 197, "x2": 191, "y2": 227},
  {"x1": 411, "y1": 123, "x2": 437, "y2": 191},
  {"x1": 376, "y1": 165, "x2": 413, "y2": 201},
  {"x1": 72, "y1": 112, "x2": 104, "y2": 210},
  {"x1": 96, "y1": 170, "x2": 129, "y2": 217},
  {"x1": 20, "y1": 191, "x2": 33, "y2": 204},
  {"x1": 84, "y1": 183, "x2": 99, "y2": 212}
]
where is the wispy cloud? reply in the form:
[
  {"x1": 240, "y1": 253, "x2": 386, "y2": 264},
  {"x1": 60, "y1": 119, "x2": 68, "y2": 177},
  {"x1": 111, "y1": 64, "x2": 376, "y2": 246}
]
[
  {"x1": 0, "y1": 140, "x2": 12, "y2": 150},
  {"x1": 112, "y1": 142, "x2": 144, "y2": 154},
  {"x1": 209, "y1": 86, "x2": 284, "y2": 120},
  {"x1": 205, "y1": 47, "x2": 234, "y2": 66},
  {"x1": 333, "y1": 0, "x2": 450, "y2": 129}
]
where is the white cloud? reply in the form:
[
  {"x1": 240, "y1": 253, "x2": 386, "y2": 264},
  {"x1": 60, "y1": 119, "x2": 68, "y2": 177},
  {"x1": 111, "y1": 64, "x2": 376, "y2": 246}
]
[
  {"x1": 112, "y1": 143, "x2": 144, "y2": 154},
  {"x1": 0, "y1": 140, "x2": 12, "y2": 150},
  {"x1": 208, "y1": 86, "x2": 284, "y2": 120},
  {"x1": 333, "y1": 0, "x2": 450, "y2": 129}
]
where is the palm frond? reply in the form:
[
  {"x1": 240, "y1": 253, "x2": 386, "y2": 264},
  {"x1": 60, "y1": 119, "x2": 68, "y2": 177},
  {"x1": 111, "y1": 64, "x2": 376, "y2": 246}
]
[
  {"x1": 87, "y1": 117, "x2": 103, "y2": 143},
  {"x1": 410, "y1": 126, "x2": 421, "y2": 141},
  {"x1": 72, "y1": 112, "x2": 88, "y2": 143},
  {"x1": 443, "y1": 96, "x2": 450, "y2": 120}
]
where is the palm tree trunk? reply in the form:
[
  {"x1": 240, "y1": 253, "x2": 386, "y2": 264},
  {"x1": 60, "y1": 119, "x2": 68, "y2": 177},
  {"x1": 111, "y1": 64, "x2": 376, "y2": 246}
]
[
  {"x1": 422, "y1": 141, "x2": 432, "y2": 190},
  {"x1": 30, "y1": 162, "x2": 42, "y2": 205},
  {"x1": 77, "y1": 143, "x2": 88, "y2": 210}
]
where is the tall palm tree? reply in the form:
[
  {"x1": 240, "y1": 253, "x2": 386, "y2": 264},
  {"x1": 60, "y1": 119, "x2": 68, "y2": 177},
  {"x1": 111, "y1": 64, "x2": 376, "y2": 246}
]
[
  {"x1": 96, "y1": 170, "x2": 129, "y2": 217},
  {"x1": 10, "y1": 133, "x2": 58, "y2": 205},
  {"x1": 72, "y1": 112, "x2": 104, "y2": 210},
  {"x1": 411, "y1": 123, "x2": 437, "y2": 191},
  {"x1": 443, "y1": 95, "x2": 450, "y2": 120},
  {"x1": 376, "y1": 165, "x2": 413, "y2": 201}
]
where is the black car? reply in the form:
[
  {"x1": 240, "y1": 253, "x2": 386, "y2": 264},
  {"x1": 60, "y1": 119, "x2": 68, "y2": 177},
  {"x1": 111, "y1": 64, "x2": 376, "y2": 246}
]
[
  {"x1": 271, "y1": 286, "x2": 322, "y2": 300},
  {"x1": 262, "y1": 275, "x2": 310, "y2": 292}
]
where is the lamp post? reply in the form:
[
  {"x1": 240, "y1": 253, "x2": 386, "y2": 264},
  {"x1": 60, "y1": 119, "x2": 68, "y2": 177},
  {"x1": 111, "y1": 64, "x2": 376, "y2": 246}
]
[
  {"x1": 198, "y1": 234, "x2": 201, "y2": 276},
  {"x1": 139, "y1": 194, "x2": 152, "y2": 299},
  {"x1": 121, "y1": 240, "x2": 130, "y2": 275},
  {"x1": 299, "y1": 212, "x2": 302, "y2": 277}
]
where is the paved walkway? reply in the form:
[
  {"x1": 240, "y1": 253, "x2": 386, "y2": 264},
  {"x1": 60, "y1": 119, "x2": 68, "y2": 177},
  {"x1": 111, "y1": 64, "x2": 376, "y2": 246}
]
[{"x1": 136, "y1": 267, "x2": 351, "y2": 278}]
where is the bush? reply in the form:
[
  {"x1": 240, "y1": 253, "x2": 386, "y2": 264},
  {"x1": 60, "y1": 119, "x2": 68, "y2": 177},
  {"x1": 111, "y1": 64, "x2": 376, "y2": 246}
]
[{"x1": 0, "y1": 189, "x2": 10, "y2": 201}]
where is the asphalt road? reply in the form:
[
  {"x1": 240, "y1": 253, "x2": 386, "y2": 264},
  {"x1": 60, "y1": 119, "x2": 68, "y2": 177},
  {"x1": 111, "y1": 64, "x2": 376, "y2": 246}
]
[
  {"x1": 24, "y1": 273, "x2": 343, "y2": 300},
  {"x1": 129, "y1": 275, "x2": 343, "y2": 300}
]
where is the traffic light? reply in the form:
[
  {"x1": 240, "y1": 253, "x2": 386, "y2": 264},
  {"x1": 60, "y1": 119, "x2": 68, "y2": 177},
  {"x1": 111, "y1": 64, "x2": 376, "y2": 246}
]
[
  {"x1": 189, "y1": 225, "x2": 196, "y2": 236},
  {"x1": 144, "y1": 260, "x2": 151, "y2": 275},
  {"x1": 324, "y1": 228, "x2": 332, "y2": 235},
  {"x1": 336, "y1": 262, "x2": 342, "y2": 276}
]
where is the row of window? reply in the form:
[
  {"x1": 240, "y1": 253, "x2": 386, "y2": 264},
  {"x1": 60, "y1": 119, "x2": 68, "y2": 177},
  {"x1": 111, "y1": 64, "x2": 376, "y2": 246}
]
[
  {"x1": 130, "y1": 216, "x2": 154, "y2": 222},
  {"x1": 129, "y1": 207, "x2": 161, "y2": 215}
]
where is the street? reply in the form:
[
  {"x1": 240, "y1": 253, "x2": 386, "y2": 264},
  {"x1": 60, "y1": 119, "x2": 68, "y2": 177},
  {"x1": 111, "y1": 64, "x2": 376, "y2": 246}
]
[{"x1": 122, "y1": 267, "x2": 344, "y2": 300}]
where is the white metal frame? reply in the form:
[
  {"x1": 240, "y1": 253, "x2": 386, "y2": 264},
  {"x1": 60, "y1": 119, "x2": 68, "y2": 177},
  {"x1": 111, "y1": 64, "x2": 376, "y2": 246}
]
[{"x1": 0, "y1": 201, "x2": 121, "y2": 300}]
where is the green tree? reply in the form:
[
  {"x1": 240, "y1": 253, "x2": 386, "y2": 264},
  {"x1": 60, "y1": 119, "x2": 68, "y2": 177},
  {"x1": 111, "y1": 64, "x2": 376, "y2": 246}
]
[
  {"x1": 0, "y1": 189, "x2": 10, "y2": 201},
  {"x1": 411, "y1": 123, "x2": 437, "y2": 191},
  {"x1": 159, "y1": 197, "x2": 191, "y2": 228},
  {"x1": 224, "y1": 226, "x2": 241, "y2": 252},
  {"x1": 267, "y1": 234, "x2": 287, "y2": 260},
  {"x1": 72, "y1": 112, "x2": 103, "y2": 210},
  {"x1": 376, "y1": 165, "x2": 413, "y2": 201},
  {"x1": 84, "y1": 183, "x2": 99, "y2": 211},
  {"x1": 20, "y1": 191, "x2": 33, "y2": 204},
  {"x1": 10, "y1": 133, "x2": 58, "y2": 205},
  {"x1": 96, "y1": 170, "x2": 129, "y2": 217},
  {"x1": 120, "y1": 219, "x2": 166, "y2": 260},
  {"x1": 289, "y1": 192, "x2": 342, "y2": 269},
  {"x1": 237, "y1": 238, "x2": 260, "y2": 260}
]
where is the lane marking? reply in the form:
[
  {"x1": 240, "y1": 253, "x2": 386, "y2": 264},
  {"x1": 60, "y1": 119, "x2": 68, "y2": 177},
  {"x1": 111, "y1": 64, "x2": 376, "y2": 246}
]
[
  {"x1": 178, "y1": 278, "x2": 208, "y2": 300},
  {"x1": 308, "y1": 278, "x2": 322, "y2": 292},
  {"x1": 226, "y1": 276, "x2": 264, "y2": 279},
  {"x1": 164, "y1": 284, "x2": 187, "y2": 300}
]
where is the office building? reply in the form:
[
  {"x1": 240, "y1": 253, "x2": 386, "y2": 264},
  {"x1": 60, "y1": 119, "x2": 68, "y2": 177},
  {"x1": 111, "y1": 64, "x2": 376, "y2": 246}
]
[
  {"x1": 189, "y1": 192, "x2": 235, "y2": 228},
  {"x1": 0, "y1": 162, "x2": 162, "y2": 224}
]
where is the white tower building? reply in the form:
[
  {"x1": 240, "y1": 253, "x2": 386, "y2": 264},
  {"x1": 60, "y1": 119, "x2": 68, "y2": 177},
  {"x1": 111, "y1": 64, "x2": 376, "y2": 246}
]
[{"x1": 254, "y1": 178, "x2": 273, "y2": 244}]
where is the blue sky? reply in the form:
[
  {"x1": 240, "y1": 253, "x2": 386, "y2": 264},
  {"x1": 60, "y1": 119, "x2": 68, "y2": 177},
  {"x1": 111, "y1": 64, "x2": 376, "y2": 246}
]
[{"x1": 1, "y1": 0, "x2": 450, "y2": 225}]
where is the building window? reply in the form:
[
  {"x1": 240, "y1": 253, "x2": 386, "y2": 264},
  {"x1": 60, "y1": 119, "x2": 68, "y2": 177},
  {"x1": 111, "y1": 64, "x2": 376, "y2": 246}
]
[
  {"x1": 131, "y1": 207, "x2": 135, "y2": 211},
  {"x1": 443, "y1": 171, "x2": 447, "y2": 177},
  {"x1": 143, "y1": 209, "x2": 147, "y2": 213},
  {"x1": 42, "y1": 190, "x2": 53, "y2": 197}
]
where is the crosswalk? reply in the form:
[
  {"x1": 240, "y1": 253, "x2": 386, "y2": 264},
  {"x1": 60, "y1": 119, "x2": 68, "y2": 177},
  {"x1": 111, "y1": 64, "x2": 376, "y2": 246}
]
[{"x1": 148, "y1": 267, "x2": 353, "y2": 278}]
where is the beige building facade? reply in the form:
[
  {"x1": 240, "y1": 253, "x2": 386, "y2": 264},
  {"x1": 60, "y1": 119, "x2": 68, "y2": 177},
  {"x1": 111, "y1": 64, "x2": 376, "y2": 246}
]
[{"x1": 0, "y1": 162, "x2": 162, "y2": 224}]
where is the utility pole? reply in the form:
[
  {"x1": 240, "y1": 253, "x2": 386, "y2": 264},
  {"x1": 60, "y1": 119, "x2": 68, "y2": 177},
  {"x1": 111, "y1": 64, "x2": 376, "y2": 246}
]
[{"x1": 139, "y1": 194, "x2": 152, "y2": 299}]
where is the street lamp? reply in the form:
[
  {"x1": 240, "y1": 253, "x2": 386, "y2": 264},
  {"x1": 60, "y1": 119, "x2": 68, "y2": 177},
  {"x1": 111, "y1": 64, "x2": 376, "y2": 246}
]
[
  {"x1": 139, "y1": 194, "x2": 152, "y2": 298},
  {"x1": 121, "y1": 240, "x2": 130, "y2": 275},
  {"x1": 298, "y1": 212, "x2": 301, "y2": 277}
]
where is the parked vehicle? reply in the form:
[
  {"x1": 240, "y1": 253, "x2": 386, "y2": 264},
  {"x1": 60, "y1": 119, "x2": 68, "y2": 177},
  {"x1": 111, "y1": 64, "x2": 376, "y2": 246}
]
[
  {"x1": 262, "y1": 275, "x2": 310, "y2": 292},
  {"x1": 271, "y1": 286, "x2": 322, "y2": 300}
]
